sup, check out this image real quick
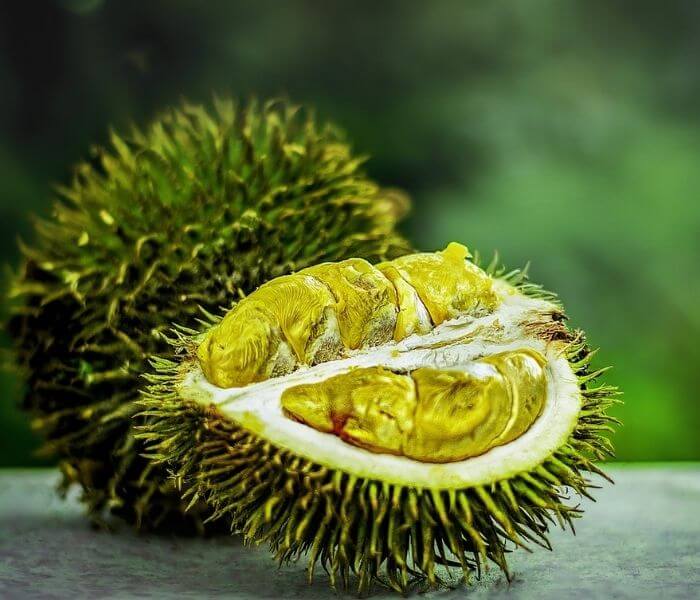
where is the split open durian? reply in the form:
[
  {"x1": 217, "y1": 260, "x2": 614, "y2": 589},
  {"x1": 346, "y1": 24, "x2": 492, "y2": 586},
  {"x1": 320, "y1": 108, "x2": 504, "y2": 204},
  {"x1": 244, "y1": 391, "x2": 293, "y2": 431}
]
[{"x1": 142, "y1": 242, "x2": 618, "y2": 594}]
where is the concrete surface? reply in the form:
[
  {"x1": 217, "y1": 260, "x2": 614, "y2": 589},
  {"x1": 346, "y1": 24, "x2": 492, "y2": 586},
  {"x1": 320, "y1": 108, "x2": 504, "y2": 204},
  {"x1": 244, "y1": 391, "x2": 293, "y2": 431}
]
[{"x1": 0, "y1": 465, "x2": 698, "y2": 599}]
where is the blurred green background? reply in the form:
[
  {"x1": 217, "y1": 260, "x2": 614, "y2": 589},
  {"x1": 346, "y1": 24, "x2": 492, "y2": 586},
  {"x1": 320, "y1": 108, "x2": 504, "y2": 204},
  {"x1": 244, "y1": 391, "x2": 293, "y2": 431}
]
[{"x1": 1, "y1": 0, "x2": 699, "y2": 466}]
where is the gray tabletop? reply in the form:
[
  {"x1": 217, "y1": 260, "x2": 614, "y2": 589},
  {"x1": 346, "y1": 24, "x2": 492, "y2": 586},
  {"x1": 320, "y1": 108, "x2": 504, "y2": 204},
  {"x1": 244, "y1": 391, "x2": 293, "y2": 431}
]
[{"x1": 1, "y1": 465, "x2": 698, "y2": 599}]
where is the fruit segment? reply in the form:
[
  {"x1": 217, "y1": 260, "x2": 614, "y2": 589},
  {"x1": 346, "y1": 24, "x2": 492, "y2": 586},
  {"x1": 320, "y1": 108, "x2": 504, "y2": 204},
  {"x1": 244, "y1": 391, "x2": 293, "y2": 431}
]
[
  {"x1": 281, "y1": 349, "x2": 547, "y2": 463},
  {"x1": 377, "y1": 242, "x2": 499, "y2": 325},
  {"x1": 198, "y1": 242, "x2": 500, "y2": 388}
]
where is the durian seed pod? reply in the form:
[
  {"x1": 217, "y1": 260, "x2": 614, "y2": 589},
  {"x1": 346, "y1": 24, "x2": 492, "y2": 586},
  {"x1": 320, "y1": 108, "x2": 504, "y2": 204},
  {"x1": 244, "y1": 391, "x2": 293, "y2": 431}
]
[
  {"x1": 4, "y1": 98, "x2": 411, "y2": 531},
  {"x1": 141, "y1": 242, "x2": 620, "y2": 593}
]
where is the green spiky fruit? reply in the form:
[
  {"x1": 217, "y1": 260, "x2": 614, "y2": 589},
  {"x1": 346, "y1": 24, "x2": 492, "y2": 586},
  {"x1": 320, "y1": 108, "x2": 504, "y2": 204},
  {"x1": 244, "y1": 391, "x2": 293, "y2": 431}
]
[
  {"x1": 141, "y1": 243, "x2": 619, "y2": 593},
  {"x1": 5, "y1": 98, "x2": 411, "y2": 531}
]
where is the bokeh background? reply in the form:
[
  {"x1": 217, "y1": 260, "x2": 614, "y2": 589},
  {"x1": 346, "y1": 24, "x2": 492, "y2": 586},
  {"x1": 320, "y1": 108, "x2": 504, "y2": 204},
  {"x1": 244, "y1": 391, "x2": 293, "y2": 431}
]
[{"x1": 1, "y1": 0, "x2": 699, "y2": 466}]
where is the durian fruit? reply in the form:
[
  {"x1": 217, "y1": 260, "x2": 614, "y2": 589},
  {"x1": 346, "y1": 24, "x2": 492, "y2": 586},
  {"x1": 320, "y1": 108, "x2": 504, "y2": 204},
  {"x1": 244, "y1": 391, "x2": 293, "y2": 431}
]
[
  {"x1": 4, "y1": 98, "x2": 411, "y2": 531},
  {"x1": 141, "y1": 242, "x2": 619, "y2": 593}
]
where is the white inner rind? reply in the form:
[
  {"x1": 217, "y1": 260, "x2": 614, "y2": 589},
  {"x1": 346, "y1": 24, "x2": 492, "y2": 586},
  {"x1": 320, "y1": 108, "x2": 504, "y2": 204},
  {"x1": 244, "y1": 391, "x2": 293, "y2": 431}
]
[{"x1": 179, "y1": 281, "x2": 581, "y2": 489}]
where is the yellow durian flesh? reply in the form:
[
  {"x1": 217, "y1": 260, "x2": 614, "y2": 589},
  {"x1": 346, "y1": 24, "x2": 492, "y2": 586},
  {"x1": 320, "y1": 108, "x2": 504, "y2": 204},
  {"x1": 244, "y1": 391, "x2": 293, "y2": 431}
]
[
  {"x1": 378, "y1": 264, "x2": 433, "y2": 340},
  {"x1": 281, "y1": 366, "x2": 415, "y2": 457},
  {"x1": 197, "y1": 243, "x2": 501, "y2": 389},
  {"x1": 298, "y1": 259, "x2": 397, "y2": 350},
  {"x1": 281, "y1": 349, "x2": 547, "y2": 463},
  {"x1": 198, "y1": 274, "x2": 339, "y2": 388},
  {"x1": 377, "y1": 242, "x2": 499, "y2": 326},
  {"x1": 408, "y1": 348, "x2": 547, "y2": 461},
  {"x1": 483, "y1": 348, "x2": 548, "y2": 447},
  {"x1": 253, "y1": 274, "x2": 339, "y2": 363},
  {"x1": 197, "y1": 304, "x2": 283, "y2": 388}
]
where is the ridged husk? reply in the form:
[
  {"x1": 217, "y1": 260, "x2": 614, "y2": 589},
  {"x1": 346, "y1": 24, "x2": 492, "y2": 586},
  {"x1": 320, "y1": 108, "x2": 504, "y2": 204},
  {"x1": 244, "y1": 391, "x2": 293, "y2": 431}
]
[
  {"x1": 4, "y1": 98, "x2": 411, "y2": 531},
  {"x1": 140, "y1": 264, "x2": 620, "y2": 593}
]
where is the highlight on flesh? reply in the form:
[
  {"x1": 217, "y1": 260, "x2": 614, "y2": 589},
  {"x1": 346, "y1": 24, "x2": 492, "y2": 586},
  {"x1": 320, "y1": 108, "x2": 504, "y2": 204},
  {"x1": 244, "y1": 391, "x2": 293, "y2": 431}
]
[{"x1": 140, "y1": 242, "x2": 619, "y2": 594}]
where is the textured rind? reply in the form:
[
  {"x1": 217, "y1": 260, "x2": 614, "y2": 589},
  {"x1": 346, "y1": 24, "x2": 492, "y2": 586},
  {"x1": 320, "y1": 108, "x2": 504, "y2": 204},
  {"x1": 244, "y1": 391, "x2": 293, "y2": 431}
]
[
  {"x1": 139, "y1": 266, "x2": 620, "y2": 594},
  {"x1": 4, "y1": 98, "x2": 411, "y2": 531}
]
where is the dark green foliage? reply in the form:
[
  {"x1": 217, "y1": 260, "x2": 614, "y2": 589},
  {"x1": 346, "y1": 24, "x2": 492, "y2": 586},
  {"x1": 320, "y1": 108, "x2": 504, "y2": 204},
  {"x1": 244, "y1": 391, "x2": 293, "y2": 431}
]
[
  {"x1": 5, "y1": 98, "x2": 410, "y2": 531},
  {"x1": 140, "y1": 266, "x2": 619, "y2": 594}
]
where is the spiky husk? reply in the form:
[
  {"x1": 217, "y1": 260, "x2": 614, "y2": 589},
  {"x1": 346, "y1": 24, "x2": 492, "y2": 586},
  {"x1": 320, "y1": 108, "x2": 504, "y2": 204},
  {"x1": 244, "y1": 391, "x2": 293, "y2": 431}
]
[
  {"x1": 139, "y1": 265, "x2": 619, "y2": 593},
  {"x1": 5, "y1": 98, "x2": 411, "y2": 531}
]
